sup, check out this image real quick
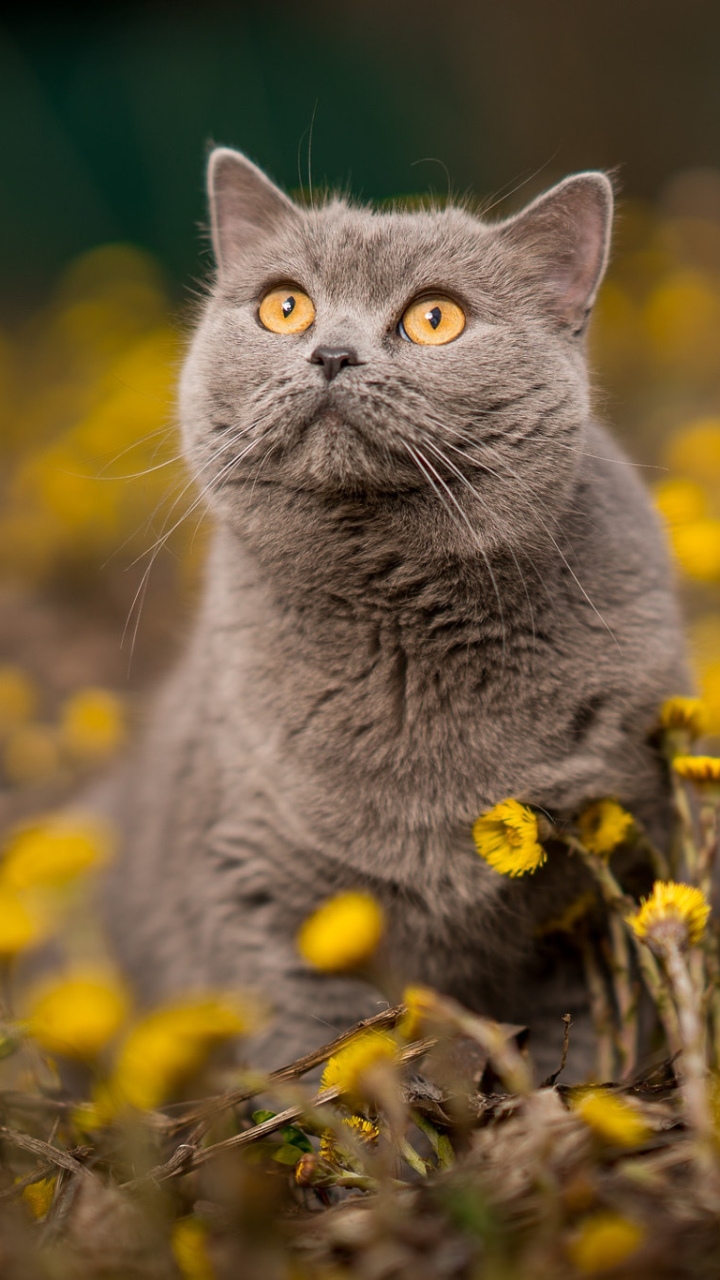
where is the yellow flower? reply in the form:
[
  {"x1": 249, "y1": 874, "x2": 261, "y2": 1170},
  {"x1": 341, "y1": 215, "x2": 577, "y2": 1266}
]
[
  {"x1": 669, "y1": 519, "x2": 720, "y2": 582},
  {"x1": 171, "y1": 1218, "x2": 215, "y2": 1280},
  {"x1": 0, "y1": 814, "x2": 115, "y2": 891},
  {"x1": 653, "y1": 477, "x2": 707, "y2": 527},
  {"x1": 567, "y1": 1212, "x2": 645, "y2": 1274},
  {"x1": 0, "y1": 889, "x2": 45, "y2": 959},
  {"x1": 60, "y1": 688, "x2": 126, "y2": 760},
  {"x1": 627, "y1": 881, "x2": 710, "y2": 951},
  {"x1": 3, "y1": 725, "x2": 61, "y2": 785},
  {"x1": 667, "y1": 417, "x2": 720, "y2": 483},
  {"x1": 658, "y1": 696, "x2": 707, "y2": 740},
  {"x1": 399, "y1": 984, "x2": 440, "y2": 1041},
  {"x1": 297, "y1": 892, "x2": 384, "y2": 972},
  {"x1": 0, "y1": 666, "x2": 38, "y2": 733},
  {"x1": 571, "y1": 1088, "x2": 652, "y2": 1147},
  {"x1": 321, "y1": 1031, "x2": 398, "y2": 1106},
  {"x1": 577, "y1": 800, "x2": 634, "y2": 858},
  {"x1": 27, "y1": 972, "x2": 130, "y2": 1060},
  {"x1": 110, "y1": 995, "x2": 252, "y2": 1111},
  {"x1": 21, "y1": 1176, "x2": 57, "y2": 1220},
  {"x1": 673, "y1": 755, "x2": 720, "y2": 796},
  {"x1": 699, "y1": 660, "x2": 720, "y2": 736},
  {"x1": 472, "y1": 800, "x2": 546, "y2": 877},
  {"x1": 319, "y1": 1114, "x2": 380, "y2": 1162}
]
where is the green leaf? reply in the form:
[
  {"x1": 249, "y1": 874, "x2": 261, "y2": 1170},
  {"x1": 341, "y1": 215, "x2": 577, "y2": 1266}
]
[
  {"x1": 251, "y1": 1109, "x2": 276, "y2": 1125},
  {"x1": 271, "y1": 1143, "x2": 305, "y2": 1166},
  {"x1": 280, "y1": 1124, "x2": 313, "y2": 1152}
]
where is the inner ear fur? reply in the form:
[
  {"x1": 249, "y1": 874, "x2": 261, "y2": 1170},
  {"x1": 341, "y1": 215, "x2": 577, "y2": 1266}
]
[
  {"x1": 208, "y1": 148, "x2": 299, "y2": 277},
  {"x1": 499, "y1": 172, "x2": 614, "y2": 333}
]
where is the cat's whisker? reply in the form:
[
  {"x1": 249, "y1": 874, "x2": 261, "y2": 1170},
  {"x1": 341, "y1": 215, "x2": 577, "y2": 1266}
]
[{"x1": 401, "y1": 439, "x2": 507, "y2": 662}]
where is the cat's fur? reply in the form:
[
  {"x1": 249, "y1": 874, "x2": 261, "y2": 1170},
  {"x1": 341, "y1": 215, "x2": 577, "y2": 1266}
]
[{"x1": 106, "y1": 150, "x2": 688, "y2": 1075}]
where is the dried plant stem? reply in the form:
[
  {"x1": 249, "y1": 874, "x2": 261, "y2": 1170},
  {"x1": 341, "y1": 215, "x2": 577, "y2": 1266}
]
[
  {"x1": 165, "y1": 1002, "x2": 408, "y2": 1136},
  {"x1": 566, "y1": 836, "x2": 681, "y2": 1056},
  {"x1": 607, "y1": 913, "x2": 638, "y2": 1075},
  {"x1": 579, "y1": 936, "x2": 615, "y2": 1081},
  {"x1": 671, "y1": 773, "x2": 697, "y2": 881},
  {"x1": 123, "y1": 1035, "x2": 437, "y2": 1191},
  {"x1": 660, "y1": 941, "x2": 716, "y2": 1174},
  {"x1": 697, "y1": 802, "x2": 718, "y2": 902}
]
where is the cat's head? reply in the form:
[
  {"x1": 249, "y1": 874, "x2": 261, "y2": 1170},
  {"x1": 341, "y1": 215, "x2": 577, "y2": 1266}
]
[{"x1": 180, "y1": 148, "x2": 612, "y2": 549}]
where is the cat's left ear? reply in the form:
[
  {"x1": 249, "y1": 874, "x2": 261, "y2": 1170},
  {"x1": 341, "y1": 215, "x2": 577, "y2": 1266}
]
[
  {"x1": 208, "y1": 147, "x2": 300, "y2": 278},
  {"x1": 499, "y1": 173, "x2": 613, "y2": 334}
]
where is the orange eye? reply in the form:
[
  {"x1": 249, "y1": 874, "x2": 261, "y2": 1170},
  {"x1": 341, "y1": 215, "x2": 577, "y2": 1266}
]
[
  {"x1": 400, "y1": 296, "x2": 466, "y2": 346},
  {"x1": 258, "y1": 287, "x2": 316, "y2": 335}
]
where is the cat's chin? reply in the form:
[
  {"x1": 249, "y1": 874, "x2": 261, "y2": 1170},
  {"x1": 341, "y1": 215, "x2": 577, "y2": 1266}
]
[{"x1": 271, "y1": 410, "x2": 422, "y2": 496}]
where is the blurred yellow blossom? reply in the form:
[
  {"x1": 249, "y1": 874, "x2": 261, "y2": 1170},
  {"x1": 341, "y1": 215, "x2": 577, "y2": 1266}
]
[
  {"x1": 26, "y1": 971, "x2": 130, "y2": 1060},
  {"x1": 110, "y1": 995, "x2": 252, "y2": 1111},
  {"x1": 673, "y1": 754, "x2": 720, "y2": 798},
  {"x1": 627, "y1": 881, "x2": 710, "y2": 950},
  {"x1": 319, "y1": 1114, "x2": 380, "y2": 1163},
  {"x1": 653, "y1": 477, "x2": 707, "y2": 527},
  {"x1": 21, "y1": 1177, "x2": 57, "y2": 1220},
  {"x1": 171, "y1": 1218, "x2": 215, "y2": 1280},
  {"x1": 658, "y1": 696, "x2": 707, "y2": 739},
  {"x1": 577, "y1": 800, "x2": 634, "y2": 858},
  {"x1": 567, "y1": 1212, "x2": 645, "y2": 1274},
  {"x1": 0, "y1": 666, "x2": 38, "y2": 733},
  {"x1": 399, "y1": 984, "x2": 441, "y2": 1041},
  {"x1": 571, "y1": 1088, "x2": 652, "y2": 1147},
  {"x1": 472, "y1": 800, "x2": 546, "y2": 877},
  {"x1": 0, "y1": 889, "x2": 46, "y2": 960},
  {"x1": 645, "y1": 272, "x2": 720, "y2": 374},
  {"x1": 1, "y1": 813, "x2": 115, "y2": 890},
  {"x1": 60, "y1": 687, "x2": 126, "y2": 760},
  {"x1": 3, "y1": 725, "x2": 61, "y2": 785},
  {"x1": 298, "y1": 892, "x2": 384, "y2": 972},
  {"x1": 668, "y1": 518, "x2": 720, "y2": 581},
  {"x1": 667, "y1": 416, "x2": 720, "y2": 483},
  {"x1": 321, "y1": 1031, "x2": 399, "y2": 1106}
]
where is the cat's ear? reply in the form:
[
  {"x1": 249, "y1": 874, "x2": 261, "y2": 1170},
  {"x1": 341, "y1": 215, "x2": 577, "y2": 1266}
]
[
  {"x1": 499, "y1": 173, "x2": 613, "y2": 333},
  {"x1": 208, "y1": 148, "x2": 299, "y2": 276}
]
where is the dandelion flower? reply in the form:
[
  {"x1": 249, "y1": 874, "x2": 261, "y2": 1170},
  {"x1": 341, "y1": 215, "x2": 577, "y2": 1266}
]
[
  {"x1": 319, "y1": 1114, "x2": 380, "y2": 1163},
  {"x1": 571, "y1": 1088, "x2": 652, "y2": 1147},
  {"x1": 297, "y1": 892, "x2": 384, "y2": 971},
  {"x1": 60, "y1": 688, "x2": 126, "y2": 760},
  {"x1": 577, "y1": 800, "x2": 634, "y2": 858},
  {"x1": 0, "y1": 814, "x2": 115, "y2": 891},
  {"x1": 27, "y1": 972, "x2": 130, "y2": 1060},
  {"x1": 627, "y1": 881, "x2": 710, "y2": 951},
  {"x1": 0, "y1": 889, "x2": 45, "y2": 959},
  {"x1": 321, "y1": 1031, "x2": 398, "y2": 1106},
  {"x1": 171, "y1": 1218, "x2": 215, "y2": 1280},
  {"x1": 111, "y1": 995, "x2": 252, "y2": 1111},
  {"x1": 658, "y1": 696, "x2": 707, "y2": 740},
  {"x1": 673, "y1": 755, "x2": 720, "y2": 798},
  {"x1": 21, "y1": 1177, "x2": 56, "y2": 1220},
  {"x1": 670, "y1": 519, "x2": 720, "y2": 582},
  {"x1": 472, "y1": 800, "x2": 546, "y2": 877},
  {"x1": 567, "y1": 1212, "x2": 645, "y2": 1274},
  {"x1": 399, "y1": 984, "x2": 440, "y2": 1040}
]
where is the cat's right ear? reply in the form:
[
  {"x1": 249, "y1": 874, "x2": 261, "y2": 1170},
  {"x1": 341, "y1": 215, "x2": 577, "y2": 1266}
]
[{"x1": 208, "y1": 148, "x2": 299, "y2": 277}]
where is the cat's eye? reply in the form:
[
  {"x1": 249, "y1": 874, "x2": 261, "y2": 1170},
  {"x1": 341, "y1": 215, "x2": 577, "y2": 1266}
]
[
  {"x1": 258, "y1": 287, "x2": 316, "y2": 335},
  {"x1": 399, "y1": 296, "x2": 466, "y2": 346}
]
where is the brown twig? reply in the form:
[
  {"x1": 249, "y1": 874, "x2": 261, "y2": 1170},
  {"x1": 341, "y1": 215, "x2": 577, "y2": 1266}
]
[
  {"x1": 163, "y1": 1002, "x2": 409, "y2": 1136},
  {"x1": 122, "y1": 1035, "x2": 436, "y2": 1192},
  {"x1": 0, "y1": 1127, "x2": 93, "y2": 1179}
]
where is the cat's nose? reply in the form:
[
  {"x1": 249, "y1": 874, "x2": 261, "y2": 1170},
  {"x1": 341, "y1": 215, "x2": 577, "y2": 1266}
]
[{"x1": 309, "y1": 346, "x2": 361, "y2": 382}]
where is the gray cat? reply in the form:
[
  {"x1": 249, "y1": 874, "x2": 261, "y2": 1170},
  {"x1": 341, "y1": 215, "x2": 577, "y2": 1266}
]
[{"x1": 106, "y1": 149, "x2": 688, "y2": 1076}]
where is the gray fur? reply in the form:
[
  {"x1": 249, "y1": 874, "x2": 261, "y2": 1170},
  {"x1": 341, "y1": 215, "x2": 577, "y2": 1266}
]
[{"x1": 106, "y1": 151, "x2": 688, "y2": 1076}]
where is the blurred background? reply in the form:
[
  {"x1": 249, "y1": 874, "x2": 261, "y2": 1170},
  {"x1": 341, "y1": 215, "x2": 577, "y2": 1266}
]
[{"x1": 1, "y1": 0, "x2": 720, "y2": 804}]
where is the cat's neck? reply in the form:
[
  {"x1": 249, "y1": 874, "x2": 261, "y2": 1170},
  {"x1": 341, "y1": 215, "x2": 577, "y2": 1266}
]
[{"x1": 204, "y1": 482, "x2": 558, "y2": 643}]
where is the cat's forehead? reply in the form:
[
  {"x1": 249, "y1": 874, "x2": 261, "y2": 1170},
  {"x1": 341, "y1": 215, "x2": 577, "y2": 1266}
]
[{"x1": 256, "y1": 201, "x2": 496, "y2": 304}]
